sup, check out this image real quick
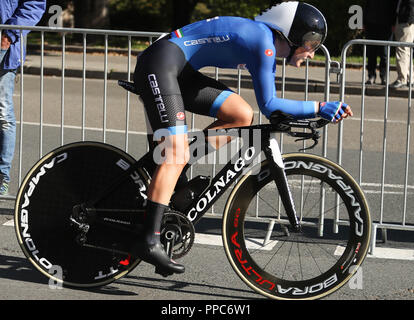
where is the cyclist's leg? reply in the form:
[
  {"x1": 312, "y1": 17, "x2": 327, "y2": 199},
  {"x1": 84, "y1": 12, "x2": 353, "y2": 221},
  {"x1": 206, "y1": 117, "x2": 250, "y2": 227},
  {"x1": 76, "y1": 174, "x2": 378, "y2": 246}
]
[
  {"x1": 135, "y1": 43, "x2": 191, "y2": 205},
  {"x1": 205, "y1": 93, "x2": 254, "y2": 149},
  {"x1": 133, "y1": 38, "x2": 189, "y2": 275},
  {"x1": 135, "y1": 132, "x2": 188, "y2": 276},
  {"x1": 180, "y1": 67, "x2": 254, "y2": 150},
  {"x1": 148, "y1": 133, "x2": 190, "y2": 205}
]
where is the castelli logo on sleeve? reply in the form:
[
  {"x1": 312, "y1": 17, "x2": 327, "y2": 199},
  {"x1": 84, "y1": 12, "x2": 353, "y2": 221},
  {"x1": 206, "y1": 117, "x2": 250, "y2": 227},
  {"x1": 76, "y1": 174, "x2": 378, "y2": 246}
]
[
  {"x1": 177, "y1": 112, "x2": 185, "y2": 120},
  {"x1": 265, "y1": 49, "x2": 274, "y2": 57}
]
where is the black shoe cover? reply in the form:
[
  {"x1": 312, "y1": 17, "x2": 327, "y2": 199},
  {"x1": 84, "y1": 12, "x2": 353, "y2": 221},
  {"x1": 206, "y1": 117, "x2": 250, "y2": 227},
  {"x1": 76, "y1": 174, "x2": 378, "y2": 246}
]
[
  {"x1": 134, "y1": 242, "x2": 185, "y2": 276},
  {"x1": 133, "y1": 200, "x2": 185, "y2": 276}
]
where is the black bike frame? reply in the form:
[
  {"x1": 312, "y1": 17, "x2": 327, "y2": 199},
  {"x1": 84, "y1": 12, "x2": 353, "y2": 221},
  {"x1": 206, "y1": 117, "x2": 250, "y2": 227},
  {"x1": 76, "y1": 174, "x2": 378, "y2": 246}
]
[
  {"x1": 181, "y1": 125, "x2": 264, "y2": 224},
  {"x1": 85, "y1": 123, "x2": 301, "y2": 230}
]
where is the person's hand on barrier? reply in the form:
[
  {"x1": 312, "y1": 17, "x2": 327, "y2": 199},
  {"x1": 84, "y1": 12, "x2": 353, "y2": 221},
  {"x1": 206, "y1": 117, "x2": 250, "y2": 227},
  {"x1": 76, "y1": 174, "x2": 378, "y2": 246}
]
[
  {"x1": 1, "y1": 34, "x2": 11, "y2": 50},
  {"x1": 317, "y1": 101, "x2": 353, "y2": 123}
]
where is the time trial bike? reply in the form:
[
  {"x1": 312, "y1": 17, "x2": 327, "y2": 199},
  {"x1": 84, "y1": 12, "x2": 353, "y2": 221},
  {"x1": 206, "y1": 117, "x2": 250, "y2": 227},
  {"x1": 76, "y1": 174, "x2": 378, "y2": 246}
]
[{"x1": 14, "y1": 80, "x2": 371, "y2": 300}]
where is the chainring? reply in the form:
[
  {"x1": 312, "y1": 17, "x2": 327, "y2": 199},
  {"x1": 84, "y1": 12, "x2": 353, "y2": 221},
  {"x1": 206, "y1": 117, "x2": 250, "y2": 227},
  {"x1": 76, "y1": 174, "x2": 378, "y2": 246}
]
[{"x1": 161, "y1": 210, "x2": 195, "y2": 260}]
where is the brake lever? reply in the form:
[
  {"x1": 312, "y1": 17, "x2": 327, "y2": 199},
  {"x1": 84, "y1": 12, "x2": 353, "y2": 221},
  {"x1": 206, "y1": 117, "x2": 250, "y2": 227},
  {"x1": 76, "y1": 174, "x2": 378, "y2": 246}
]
[
  {"x1": 270, "y1": 114, "x2": 328, "y2": 151},
  {"x1": 296, "y1": 136, "x2": 319, "y2": 151},
  {"x1": 295, "y1": 128, "x2": 321, "y2": 151}
]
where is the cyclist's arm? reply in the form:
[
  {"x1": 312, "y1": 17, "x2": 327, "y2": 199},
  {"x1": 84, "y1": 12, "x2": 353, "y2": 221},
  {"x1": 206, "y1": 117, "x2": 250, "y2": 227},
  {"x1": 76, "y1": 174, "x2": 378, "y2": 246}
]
[{"x1": 249, "y1": 55, "x2": 318, "y2": 119}]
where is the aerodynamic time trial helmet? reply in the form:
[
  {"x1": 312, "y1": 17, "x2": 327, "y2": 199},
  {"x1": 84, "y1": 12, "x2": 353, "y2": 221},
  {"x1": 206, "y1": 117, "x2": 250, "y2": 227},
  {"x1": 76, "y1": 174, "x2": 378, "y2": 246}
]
[{"x1": 254, "y1": 1, "x2": 327, "y2": 51}]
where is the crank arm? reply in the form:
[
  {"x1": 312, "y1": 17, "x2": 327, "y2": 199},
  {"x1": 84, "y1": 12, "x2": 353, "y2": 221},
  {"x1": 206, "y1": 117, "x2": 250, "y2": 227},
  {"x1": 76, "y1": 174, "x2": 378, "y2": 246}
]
[{"x1": 163, "y1": 231, "x2": 177, "y2": 259}]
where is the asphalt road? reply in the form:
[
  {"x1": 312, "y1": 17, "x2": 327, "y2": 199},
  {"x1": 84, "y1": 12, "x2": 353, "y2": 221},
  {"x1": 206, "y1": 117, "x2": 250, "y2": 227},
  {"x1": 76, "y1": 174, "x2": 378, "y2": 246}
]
[
  {"x1": 0, "y1": 74, "x2": 413, "y2": 301},
  {"x1": 1, "y1": 214, "x2": 414, "y2": 301}
]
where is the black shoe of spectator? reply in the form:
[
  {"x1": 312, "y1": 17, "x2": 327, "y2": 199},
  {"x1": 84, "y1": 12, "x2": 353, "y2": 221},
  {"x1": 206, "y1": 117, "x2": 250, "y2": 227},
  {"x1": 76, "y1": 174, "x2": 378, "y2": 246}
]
[{"x1": 365, "y1": 76, "x2": 375, "y2": 85}]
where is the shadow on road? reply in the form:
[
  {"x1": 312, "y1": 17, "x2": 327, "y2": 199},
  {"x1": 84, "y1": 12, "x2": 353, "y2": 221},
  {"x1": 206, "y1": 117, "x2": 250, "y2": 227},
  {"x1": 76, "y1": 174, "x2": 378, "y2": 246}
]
[
  {"x1": 0, "y1": 253, "x2": 258, "y2": 299},
  {"x1": 51, "y1": 273, "x2": 258, "y2": 299},
  {"x1": 113, "y1": 274, "x2": 262, "y2": 300},
  {"x1": 0, "y1": 254, "x2": 47, "y2": 285}
]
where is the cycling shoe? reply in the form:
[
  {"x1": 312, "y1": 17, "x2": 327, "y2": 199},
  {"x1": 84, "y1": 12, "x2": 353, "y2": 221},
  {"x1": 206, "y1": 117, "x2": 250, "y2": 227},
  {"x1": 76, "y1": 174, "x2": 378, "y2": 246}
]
[
  {"x1": 132, "y1": 242, "x2": 185, "y2": 275},
  {"x1": 134, "y1": 199, "x2": 185, "y2": 276}
]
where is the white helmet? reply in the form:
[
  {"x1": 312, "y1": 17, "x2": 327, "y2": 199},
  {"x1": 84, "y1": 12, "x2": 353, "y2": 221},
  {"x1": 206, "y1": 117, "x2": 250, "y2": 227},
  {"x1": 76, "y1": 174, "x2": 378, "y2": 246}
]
[{"x1": 255, "y1": 1, "x2": 327, "y2": 51}]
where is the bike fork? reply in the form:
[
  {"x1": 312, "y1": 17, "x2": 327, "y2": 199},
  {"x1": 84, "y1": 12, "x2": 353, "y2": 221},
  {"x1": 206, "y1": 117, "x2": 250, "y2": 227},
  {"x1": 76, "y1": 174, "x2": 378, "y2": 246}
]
[{"x1": 263, "y1": 132, "x2": 301, "y2": 232}]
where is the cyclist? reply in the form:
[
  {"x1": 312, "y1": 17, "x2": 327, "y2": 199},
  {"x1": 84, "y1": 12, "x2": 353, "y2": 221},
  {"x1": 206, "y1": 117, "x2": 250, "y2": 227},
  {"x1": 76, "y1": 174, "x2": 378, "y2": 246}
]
[{"x1": 132, "y1": 1, "x2": 353, "y2": 276}]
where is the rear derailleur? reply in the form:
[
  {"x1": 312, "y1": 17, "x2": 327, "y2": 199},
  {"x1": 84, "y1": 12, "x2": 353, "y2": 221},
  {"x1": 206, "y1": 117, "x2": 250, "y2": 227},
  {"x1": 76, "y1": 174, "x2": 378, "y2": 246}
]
[{"x1": 70, "y1": 204, "x2": 91, "y2": 245}]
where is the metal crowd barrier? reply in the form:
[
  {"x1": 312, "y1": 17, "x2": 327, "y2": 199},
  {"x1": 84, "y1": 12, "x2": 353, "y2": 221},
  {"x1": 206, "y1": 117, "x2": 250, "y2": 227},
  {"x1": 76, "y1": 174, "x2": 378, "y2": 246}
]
[
  {"x1": 1, "y1": 26, "x2": 412, "y2": 253},
  {"x1": 340, "y1": 39, "x2": 414, "y2": 252},
  {"x1": 0, "y1": 24, "x2": 163, "y2": 196}
]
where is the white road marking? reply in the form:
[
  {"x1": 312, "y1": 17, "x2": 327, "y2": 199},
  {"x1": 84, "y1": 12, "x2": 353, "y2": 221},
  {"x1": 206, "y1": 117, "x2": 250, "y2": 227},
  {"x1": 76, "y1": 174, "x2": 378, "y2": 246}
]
[
  {"x1": 3, "y1": 219, "x2": 276, "y2": 251},
  {"x1": 3, "y1": 219, "x2": 14, "y2": 227},
  {"x1": 4, "y1": 219, "x2": 412, "y2": 260},
  {"x1": 334, "y1": 245, "x2": 414, "y2": 261},
  {"x1": 194, "y1": 233, "x2": 277, "y2": 251}
]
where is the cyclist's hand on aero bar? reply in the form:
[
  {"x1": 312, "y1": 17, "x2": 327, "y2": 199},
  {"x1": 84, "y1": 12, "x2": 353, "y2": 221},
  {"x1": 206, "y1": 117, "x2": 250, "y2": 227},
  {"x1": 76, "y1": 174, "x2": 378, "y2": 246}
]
[{"x1": 317, "y1": 101, "x2": 353, "y2": 123}]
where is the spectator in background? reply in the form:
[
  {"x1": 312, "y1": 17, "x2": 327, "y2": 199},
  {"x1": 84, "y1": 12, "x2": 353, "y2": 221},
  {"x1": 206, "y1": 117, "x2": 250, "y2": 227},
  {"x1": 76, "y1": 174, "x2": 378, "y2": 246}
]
[
  {"x1": 364, "y1": 0, "x2": 398, "y2": 85},
  {"x1": 391, "y1": 0, "x2": 414, "y2": 88},
  {"x1": 0, "y1": 1, "x2": 46, "y2": 195}
]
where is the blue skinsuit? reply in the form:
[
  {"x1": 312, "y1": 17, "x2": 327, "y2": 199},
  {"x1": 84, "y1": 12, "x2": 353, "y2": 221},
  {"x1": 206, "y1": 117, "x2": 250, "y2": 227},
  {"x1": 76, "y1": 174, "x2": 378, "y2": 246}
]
[{"x1": 168, "y1": 16, "x2": 316, "y2": 119}]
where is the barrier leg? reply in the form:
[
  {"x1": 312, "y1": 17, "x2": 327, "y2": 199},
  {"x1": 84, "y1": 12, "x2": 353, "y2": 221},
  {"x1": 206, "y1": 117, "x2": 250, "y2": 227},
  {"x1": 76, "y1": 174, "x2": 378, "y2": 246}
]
[{"x1": 369, "y1": 223, "x2": 377, "y2": 255}]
